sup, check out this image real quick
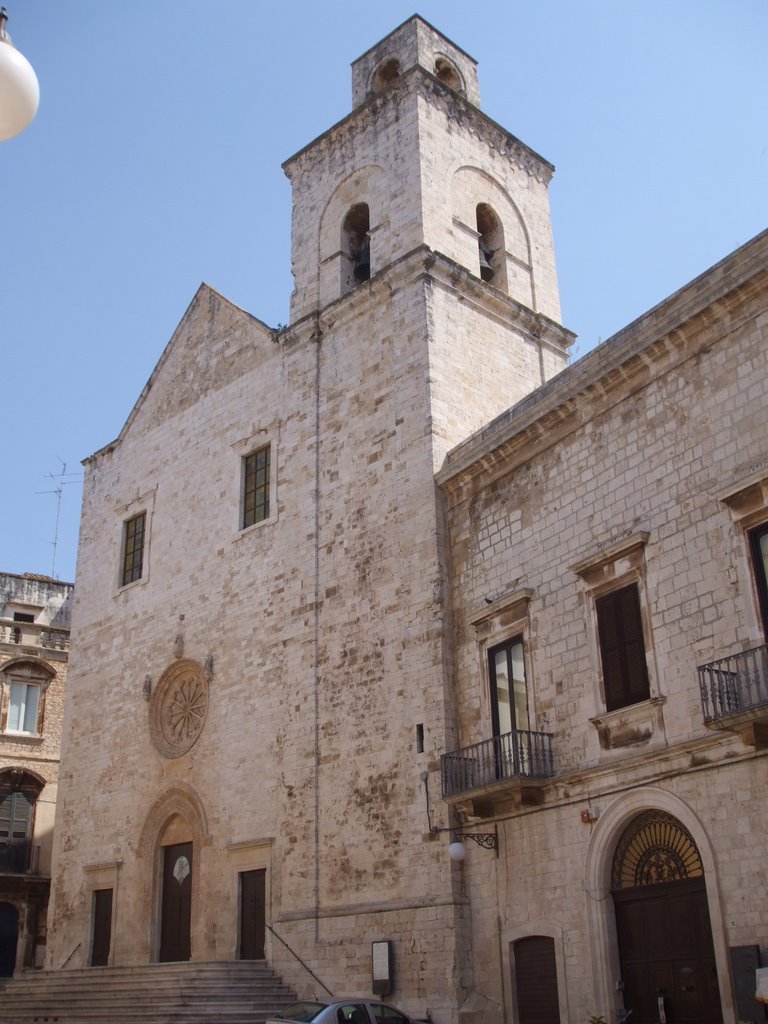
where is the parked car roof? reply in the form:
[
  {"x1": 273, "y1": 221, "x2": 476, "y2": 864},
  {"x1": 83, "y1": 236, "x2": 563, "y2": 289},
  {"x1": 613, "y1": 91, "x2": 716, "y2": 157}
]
[{"x1": 265, "y1": 998, "x2": 418, "y2": 1024}]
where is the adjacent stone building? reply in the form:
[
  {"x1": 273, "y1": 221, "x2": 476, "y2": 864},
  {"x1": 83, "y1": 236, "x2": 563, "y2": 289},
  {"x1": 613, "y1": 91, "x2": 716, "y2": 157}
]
[
  {"x1": 0, "y1": 572, "x2": 72, "y2": 975},
  {"x1": 437, "y1": 232, "x2": 768, "y2": 1024},
  {"x1": 46, "y1": 16, "x2": 766, "y2": 1024}
]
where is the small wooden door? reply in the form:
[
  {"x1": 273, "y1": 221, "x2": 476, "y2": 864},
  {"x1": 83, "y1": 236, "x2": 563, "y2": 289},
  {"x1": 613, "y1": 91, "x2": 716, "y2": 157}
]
[
  {"x1": 0, "y1": 903, "x2": 18, "y2": 977},
  {"x1": 90, "y1": 888, "x2": 113, "y2": 966},
  {"x1": 614, "y1": 878, "x2": 722, "y2": 1023},
  {"x1": 512, "y1": 935, "x2": 561, "y2": 1024},
  {"x1": 239, "y1": 869, "x2": 266, "y2": 960},
  {"x1": 159, "y1": 842, "x2": 192, "y2": 962}
]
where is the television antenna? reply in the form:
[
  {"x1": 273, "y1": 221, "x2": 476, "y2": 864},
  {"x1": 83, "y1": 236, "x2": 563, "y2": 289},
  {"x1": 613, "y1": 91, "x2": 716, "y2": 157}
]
[{"x1": 36, "y1": 458, "x2": 83, "y2": 579}]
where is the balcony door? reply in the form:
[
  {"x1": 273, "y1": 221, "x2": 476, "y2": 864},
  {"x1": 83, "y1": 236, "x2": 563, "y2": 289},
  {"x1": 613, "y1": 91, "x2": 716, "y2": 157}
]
[
  {"x1": 489, "y1": 639, "x2": 530, "y2": 776},
  {"x1": 0, "y1": 774, "x2": 39, "y2": 873},
  {"x1": 749, "y1": 523, "x2": 768, "y2": 637}
]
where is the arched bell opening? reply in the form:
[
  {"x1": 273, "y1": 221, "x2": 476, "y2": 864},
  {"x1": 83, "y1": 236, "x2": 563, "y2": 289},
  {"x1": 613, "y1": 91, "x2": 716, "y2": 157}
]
[
  {"x1": 371, "y1": 57, "x2": 400, "y2": 94},
  {"x1": 341, "y1": 203, "x2": 371, "y2": 294},
  {"x1": 476, "y1": 203, "x2": 507, "y2": 292},
  {"x1": 611, "y1": 810, "x2": 723, "y2": 1024},
  {"x1": 434, "y1": 56, "x2": 464, "y2": 94}
]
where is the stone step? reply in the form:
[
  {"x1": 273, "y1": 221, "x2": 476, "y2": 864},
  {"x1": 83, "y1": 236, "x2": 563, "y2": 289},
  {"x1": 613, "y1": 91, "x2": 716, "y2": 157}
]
[{"x1": 1, "y1": 960, "x2": 298, "y2": 1024}]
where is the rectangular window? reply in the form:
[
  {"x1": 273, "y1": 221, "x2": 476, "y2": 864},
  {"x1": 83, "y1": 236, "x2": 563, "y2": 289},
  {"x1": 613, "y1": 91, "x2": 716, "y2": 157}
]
[
  {"x1": 242, "y1": 447, "x2": 270, "y2": 530},
  {"x1": 749, "y1": 523, "x2": 768, "y2": 638},
  {"x1": 121, "y1": 512, "x2": 146, "y2": 586},
  {"x1": 596, "y1": 583, "x2": 650, "y2": 711},
  {"x1": 7, "y1": 681, "x2": 40, "y2": 734},
  {"x1": 488, "y1": 637, "x2": 533, "y2": 778},
  {"x1": 489, "y1": 637, "x2": 530, "y2": 737}
]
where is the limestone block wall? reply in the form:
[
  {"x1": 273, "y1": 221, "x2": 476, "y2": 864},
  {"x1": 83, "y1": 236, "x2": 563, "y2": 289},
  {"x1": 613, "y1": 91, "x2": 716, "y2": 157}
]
[
  {"x1": 424, "y1": 262, "x2": 571, "y2": 463},
  {"x1": 285, "y1": 86, "x2": 424, "y2": 323},
  {"x1": 438, "y1": 240, "x2": 768, "y2": 1022},
  {"x1": 48, "y1": 273, "x2": 470, "y2": 1019},
  {"x1": 416, "y1": 88, "x2": 561, "y2": 324},
  {"x1": 453, "y1": 760, "x2": 766, "y2": 1024},
  {"x1": 444, "y1": 268, "x2": 768, "y2": 764}
]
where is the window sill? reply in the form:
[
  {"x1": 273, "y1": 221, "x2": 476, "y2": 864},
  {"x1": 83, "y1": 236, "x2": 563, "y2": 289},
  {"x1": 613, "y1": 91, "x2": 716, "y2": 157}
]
[
  {"x1": 116, "y1": 575, "x2": 148, "y2": 596},
  {"x1": 1, "y1": 731, "x2": 43, "y2": 745},
  {"x1": 589, "y1": 697, "x2": 667, "y2": 757},
  {"x1": 233, "y1": 514, "x2": 277, "y2": 543}
]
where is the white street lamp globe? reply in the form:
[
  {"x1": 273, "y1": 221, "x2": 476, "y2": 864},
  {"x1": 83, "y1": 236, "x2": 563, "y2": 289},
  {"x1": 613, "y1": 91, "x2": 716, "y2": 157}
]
[
  {"x1": 0, "y1": 8, "x2": 39, "y2": 141},
  {"x1": 448, "y1": 841, "x2": 466, "y2": 862}
]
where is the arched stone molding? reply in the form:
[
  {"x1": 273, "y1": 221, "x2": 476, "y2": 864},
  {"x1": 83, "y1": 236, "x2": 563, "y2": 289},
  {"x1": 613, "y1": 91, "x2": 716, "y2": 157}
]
[
  {"x1": 450, "y1": 166, "x2": 533, "y2": 307},
  {"x1": 369, "y1": 57, "x2": 401, "y2": 95},
  {"x1": 433, "y1": 54, "x2": 465, "y2": 95},
  {"x1": 137, "y1": 783, "x2": 209, "y2": 963},
  {"x1": 584, "y1": 786, "x2": 735, "y2": 1024},
  {"x1": 317, "y1": 165, "x2": 387, "y2": 309},
  {"x1": 0, "y1": 657, "x2": 55, "y2": 679},
  {"x1": 501, "y1": 920, "x2": 571, "y2": 1024},
  {"x1": 0, "y1": 765, "x2": 46, "y2": 791}
]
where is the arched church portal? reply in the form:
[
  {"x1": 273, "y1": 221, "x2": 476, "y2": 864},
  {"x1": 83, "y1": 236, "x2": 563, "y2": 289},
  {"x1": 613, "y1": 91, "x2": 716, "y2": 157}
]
[{"x1": 611, "y1": 810, "x2": 722, "y2": 1024}]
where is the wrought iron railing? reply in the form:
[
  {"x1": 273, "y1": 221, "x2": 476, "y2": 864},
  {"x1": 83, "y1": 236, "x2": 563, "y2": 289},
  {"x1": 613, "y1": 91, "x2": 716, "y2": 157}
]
[
  {"x1": 441, "y1": 729, "x2": 555, "y2": 799},
  {"x1": 698, "y1": 643, "x2": 768, "y2": 722},
  {"x1": 0, "y1": 840, "x2": 40, "y2": 874},
  {"x1": 0, "y1": 621, "x2": 69, "y2": 651}
]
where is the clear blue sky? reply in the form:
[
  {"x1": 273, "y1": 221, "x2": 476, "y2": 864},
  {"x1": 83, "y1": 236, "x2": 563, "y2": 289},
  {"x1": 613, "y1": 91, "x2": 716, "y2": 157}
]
[{"x1": 2, "y1": 1, "x2": 766, "y2": 584}]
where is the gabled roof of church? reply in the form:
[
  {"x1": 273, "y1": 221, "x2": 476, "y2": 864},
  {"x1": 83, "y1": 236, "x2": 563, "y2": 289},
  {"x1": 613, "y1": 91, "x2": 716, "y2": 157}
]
[{"x1": 86, "y1": 283, "x2": 273, "y2": 463}]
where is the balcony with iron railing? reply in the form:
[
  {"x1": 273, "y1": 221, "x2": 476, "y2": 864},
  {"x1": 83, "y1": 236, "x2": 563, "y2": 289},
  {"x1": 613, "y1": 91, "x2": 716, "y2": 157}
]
[
  {"x1": 0, "y1": 619, "x2": 69, "y2": 654},
  {"x1": 441, "y1": 728, "x2": 555, "y2": 815},
  {"x1": 698, "y1": 642, "x2": 768, "y2": 744},
  {"x1": 0, "y1": 839, "x2": 41, "y2": 875}
]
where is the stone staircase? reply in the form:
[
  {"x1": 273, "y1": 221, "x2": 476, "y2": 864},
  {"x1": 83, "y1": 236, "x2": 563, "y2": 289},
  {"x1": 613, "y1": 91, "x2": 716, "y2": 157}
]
[{"x1": 0, "y1": 960, "x2": 298, "y2": 1023}]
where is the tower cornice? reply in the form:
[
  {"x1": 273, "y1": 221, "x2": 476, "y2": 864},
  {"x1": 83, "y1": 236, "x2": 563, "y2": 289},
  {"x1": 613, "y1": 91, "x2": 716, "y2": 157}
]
[{"x1": 283, "y1": 65, "x2": 553, "y2": 185}]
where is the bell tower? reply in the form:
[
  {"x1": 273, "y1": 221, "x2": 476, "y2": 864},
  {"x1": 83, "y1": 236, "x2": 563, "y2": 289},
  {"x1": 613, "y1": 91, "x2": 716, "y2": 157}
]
[
  {"x1": 275, "y1": 27, "x2": 574, "y2": 1019},
  {"x1": 284, "y1": 16, "x2": 573, "y2": 455}
]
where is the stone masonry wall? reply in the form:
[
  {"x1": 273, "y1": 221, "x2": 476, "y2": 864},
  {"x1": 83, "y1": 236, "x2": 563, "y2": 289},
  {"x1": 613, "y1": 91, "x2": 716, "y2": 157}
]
[{"x1": 440, "y1": 251, "x2": 768, "y2": 1022}]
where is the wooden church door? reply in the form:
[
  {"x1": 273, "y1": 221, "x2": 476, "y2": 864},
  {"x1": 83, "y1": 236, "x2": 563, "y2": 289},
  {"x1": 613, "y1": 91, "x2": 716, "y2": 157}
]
[{"x1": 159, "y1": 842, "x2": 192, "y2": 962}]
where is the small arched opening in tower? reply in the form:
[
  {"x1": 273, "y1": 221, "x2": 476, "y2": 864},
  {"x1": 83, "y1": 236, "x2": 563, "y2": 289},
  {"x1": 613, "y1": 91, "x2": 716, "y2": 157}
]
[
  {"x1": 371, "y1": 58, "x2": 401, "y2": 94},
  {"x1": 341, "y1": 204, "x2": 371, "y2": 293},
  {"x1": 476, "y1": 203, "x2": 507, "y2": 291},
  {"x1": 434, "y1": 57, "x2": 464, "y2": 94}
]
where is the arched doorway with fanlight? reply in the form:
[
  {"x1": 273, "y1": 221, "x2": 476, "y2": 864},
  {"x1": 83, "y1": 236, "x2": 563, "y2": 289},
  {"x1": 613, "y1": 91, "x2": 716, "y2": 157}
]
[{"x1": 611, "y1": 809, "x2": 723, "y2": 1024}]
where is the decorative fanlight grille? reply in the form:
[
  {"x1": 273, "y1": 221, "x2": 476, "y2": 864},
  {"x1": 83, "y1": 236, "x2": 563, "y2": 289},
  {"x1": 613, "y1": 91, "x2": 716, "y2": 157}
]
[{"x1": 611, "y1": 810, "x2": 703, "y2": 889}]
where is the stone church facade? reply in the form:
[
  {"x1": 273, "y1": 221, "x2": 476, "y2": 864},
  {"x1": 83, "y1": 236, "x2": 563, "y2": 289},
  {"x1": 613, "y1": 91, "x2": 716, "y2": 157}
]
[{"x1": 47, "y1": 16, "x2": 766, "y2": 1024}]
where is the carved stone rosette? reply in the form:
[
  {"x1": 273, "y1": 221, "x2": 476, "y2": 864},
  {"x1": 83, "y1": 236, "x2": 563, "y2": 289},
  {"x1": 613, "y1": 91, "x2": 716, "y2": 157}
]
[{"x1": 149, "y1": 658, "x2": 209, "y2": 759}]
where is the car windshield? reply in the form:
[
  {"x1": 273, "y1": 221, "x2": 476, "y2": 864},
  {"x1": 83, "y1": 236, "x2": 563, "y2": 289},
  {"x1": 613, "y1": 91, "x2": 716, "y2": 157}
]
[{"x1": 272, "y1": 1002, "x2": 328, "y2": 1022}]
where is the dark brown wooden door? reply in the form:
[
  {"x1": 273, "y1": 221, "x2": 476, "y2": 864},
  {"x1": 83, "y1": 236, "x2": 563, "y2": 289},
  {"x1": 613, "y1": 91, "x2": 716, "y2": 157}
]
[
  {"x1": 614, "y1": 878, "x2": 722, "y2": 1024},
  {"x1": 90, "y1": 888, "x2": 113, "y2": 966},
  {"x1": 513, "y1": 935, "x2": 561, "y2": 1023},
  {"x1": 0, "y1": 902, "x2": 18, "y2": 977},
  {"x1": 159, "y1": 842, "x2": 192, "y2": 962},
  {"x1": 239, "y1": 869, "x2": 266, "y2": 959}
]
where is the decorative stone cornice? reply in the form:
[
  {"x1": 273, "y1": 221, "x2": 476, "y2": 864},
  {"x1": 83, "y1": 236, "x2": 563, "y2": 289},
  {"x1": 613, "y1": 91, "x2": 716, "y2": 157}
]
[
  {"x1": 437, "y1": 229, "x2": 768, "y2": 495},
  {"x1": 415, "y1": 72, "x2": 554, "y2": 184},
  {"x1": 284, "y1": 66, "x2": 553, "y2": 185}
]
